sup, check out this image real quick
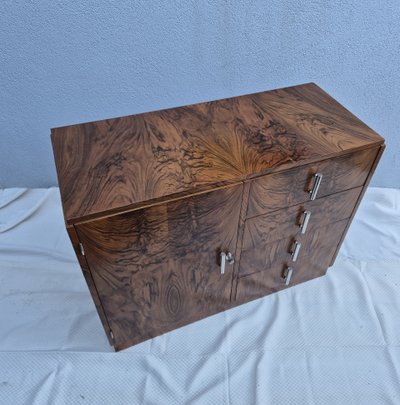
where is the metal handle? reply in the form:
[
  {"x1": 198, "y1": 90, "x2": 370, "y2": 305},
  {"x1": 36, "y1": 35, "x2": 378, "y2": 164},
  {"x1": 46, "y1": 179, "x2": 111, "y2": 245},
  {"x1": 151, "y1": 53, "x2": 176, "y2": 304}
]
[
  {"x1": 291, "y1": 241, "x2": 301, "y2": 262},
  {"x1": 309, "y1": 173, "x2": 323, "y2": 200},
  {"x1": 282, "y1": 266, "x2": 294, "y2": 286},
  {"x1": 300, "y1": 210, "x2": 311, "y2": 234},
  {"x1": 220, "y1": 251, "x2": 234, "y2": 274}
]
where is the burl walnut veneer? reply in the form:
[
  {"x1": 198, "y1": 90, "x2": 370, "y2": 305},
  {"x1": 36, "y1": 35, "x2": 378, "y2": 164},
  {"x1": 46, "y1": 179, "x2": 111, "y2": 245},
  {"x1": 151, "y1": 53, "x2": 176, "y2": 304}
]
[{"x1": 51, "y1": 83, "x2": 385, "y2": 351}]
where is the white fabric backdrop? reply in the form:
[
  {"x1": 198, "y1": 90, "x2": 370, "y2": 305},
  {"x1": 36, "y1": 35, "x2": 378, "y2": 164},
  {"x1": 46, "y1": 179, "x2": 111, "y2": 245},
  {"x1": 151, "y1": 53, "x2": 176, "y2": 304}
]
[{"x1": 0, "y1": 187, "x2": 399, "y2": 404}]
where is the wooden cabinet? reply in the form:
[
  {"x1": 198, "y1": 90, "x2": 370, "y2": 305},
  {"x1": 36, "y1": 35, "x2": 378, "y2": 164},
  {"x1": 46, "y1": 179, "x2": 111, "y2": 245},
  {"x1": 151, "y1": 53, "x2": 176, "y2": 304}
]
[{"x1": 51, "y1": 83, "x2": 385, "y2": 351}]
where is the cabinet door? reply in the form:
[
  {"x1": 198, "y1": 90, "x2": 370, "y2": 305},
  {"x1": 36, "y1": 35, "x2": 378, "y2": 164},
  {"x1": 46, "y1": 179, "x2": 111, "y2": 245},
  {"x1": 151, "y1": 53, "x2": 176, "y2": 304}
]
[{"x1": 75, "y1": 184, "x2": 243, "y2": 350}]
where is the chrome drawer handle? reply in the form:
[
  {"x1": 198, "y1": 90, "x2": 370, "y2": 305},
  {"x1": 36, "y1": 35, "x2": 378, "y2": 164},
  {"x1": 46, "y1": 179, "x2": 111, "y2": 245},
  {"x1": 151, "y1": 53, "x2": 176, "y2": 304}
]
[
  {"x1": 300, "y1": 210, "x2": 311, "y2": 234},
  {"x1": 220, "y1": 251, "x2": 234, "y2": 274},
  {"x1": 282, "y1": 266, "x2": 294, "y2": 286},
  {"x1": 309, "y1": 173, "x2": 323, "y2": 200},
  {"x1": 291, "y1": 241, "x2": 301, "y2": 262}
]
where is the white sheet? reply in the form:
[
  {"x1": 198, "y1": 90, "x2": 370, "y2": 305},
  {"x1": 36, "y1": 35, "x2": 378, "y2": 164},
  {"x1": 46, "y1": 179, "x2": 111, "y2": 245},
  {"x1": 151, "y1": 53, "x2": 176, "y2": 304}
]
[{"x1": 0, "y1": 187, "x2": 399, "y2": 404}]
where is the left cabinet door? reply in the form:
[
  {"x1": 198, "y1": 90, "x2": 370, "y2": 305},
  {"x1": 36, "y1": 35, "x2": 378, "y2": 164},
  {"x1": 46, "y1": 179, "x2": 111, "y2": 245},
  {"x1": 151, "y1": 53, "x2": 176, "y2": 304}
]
[{"x1": 75, "y1": 184, "x2": 243, "y2": 350}]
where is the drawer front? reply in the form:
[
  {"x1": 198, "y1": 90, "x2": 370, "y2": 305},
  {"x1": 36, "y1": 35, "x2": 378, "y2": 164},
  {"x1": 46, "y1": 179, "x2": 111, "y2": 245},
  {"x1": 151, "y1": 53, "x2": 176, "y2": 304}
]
[
  {"x1": 236, "y1": 219, "x2": 348, "y2": 301},
  {"x1": 239, "y1": 187, "x2": 361, "y2": 276},
  {"x1": 247, "y1": 147, "x2": 379, "y2": 218},
  {"x1": 246, "y1": 186, "x2": 361, "y2": 245},
  {"x1": 75, "y1": 184, "x2": 243, "y2": 349}
]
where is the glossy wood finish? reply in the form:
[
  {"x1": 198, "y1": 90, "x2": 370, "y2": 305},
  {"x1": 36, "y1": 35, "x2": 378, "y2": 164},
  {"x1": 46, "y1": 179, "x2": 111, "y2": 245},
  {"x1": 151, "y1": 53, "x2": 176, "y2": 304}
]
[
  {"x1": 236, "y1": 219, "x2": 348, "y2": 302},
  {"x1": 51, "y1": 83, "x2": 385, "y2": 350},
  {"x1": 66, "y1": 225, "x2": 113, "y2": 345},
  {"x1": 51, "y1": 83, "x2": 383, "y2": 225},
  {"x1": 75, "y1": 185, "x2": 242, "y2": 349},
  {"x1": 230, "y1": 181, "x2": 251, "y2": 302},
  {"x1": 239, "y1": 187, "x2": 361, "y2": 277},
  {"x1": 244, "y1": 186, "x2": 360, "y2": 246},
  {"x1": 247, "y1": 147, "x2": 379, "y2": 218},
  {"x1": 329, "y1": 144, "x2": 386, "y2": 266}
]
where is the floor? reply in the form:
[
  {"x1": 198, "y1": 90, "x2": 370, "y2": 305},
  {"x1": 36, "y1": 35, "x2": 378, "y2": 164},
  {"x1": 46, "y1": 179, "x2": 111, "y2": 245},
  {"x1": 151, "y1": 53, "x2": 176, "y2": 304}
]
[{"x1": 0, "y1": 187, "x2": 399, "y2": 404}]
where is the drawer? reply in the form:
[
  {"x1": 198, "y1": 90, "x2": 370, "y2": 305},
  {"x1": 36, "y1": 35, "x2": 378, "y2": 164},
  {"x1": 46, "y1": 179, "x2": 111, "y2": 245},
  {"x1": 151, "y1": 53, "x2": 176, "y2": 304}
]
[
  {"x1": 236, "y1": 219, "x2": 348, "y2": 301},
  {"x1": 236, "y1": 258, "x2": 326, "y2": 302},
  {"x1": 247, "y1": 147, "x2": 379, "y2": 218},
  {"x1": 239, "y1": 187, "x2": 361, "y2": 276},
  {"x1": 239, "y1": 216, "x2": 348, "y2": 277}
]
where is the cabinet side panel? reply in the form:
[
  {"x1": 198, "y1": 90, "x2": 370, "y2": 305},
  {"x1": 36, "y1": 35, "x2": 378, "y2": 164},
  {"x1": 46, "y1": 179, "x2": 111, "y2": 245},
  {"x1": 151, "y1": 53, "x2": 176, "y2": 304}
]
[
  {"x1": 66, "y1": 225, "x2": 114, "y2": 346},
  {"x1": 329, "y1": 144, "x2": 385, "y2": 265}
]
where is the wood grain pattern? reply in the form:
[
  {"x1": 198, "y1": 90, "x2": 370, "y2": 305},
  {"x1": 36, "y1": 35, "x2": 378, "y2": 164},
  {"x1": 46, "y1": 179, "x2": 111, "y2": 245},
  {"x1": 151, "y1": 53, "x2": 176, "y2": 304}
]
[
  {"x1": 75, "y1": 185, "x2": 242, "y2": 349},
  {"x1": 243, "y1": 186, "x2": 361, "y2": 251},
  {"x1": 247, "y1": 147, "x2": 379, "y2": 218},
  {"x1": 329, "y1": 144, "x2": 386, "y2": 266},
  {"x1": 50, "y1": 83, "x2": 385, "y2": 351},
  {"x1": 230, "y1": 181, "x2": 251, "y2": 302},
  {"x1": 51, "y1": 83, "x2": 384, "y2": 225},
  {"x1": 236, "y1": 219, "x2": 348, "y2": 302},
  {"x1": 239, "y1": 187, "x2": 360, "y2": 277},
  {"x1": 66, "y1": 225, "x2": 114, "y2": 345}
]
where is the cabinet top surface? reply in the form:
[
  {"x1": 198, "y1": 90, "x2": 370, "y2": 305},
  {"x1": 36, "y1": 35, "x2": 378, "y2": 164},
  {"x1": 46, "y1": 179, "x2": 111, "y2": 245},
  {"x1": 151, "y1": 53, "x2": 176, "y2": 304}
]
[{"x1": 51, "y1": 82, "x2": 384, "y2": 224}]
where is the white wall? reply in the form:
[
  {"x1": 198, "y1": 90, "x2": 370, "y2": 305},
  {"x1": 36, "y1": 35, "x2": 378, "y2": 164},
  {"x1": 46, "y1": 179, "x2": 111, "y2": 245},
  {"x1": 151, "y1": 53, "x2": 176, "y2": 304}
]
[{"x1": 1, "y1": 1, "x2": 399, "y2": 187}]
